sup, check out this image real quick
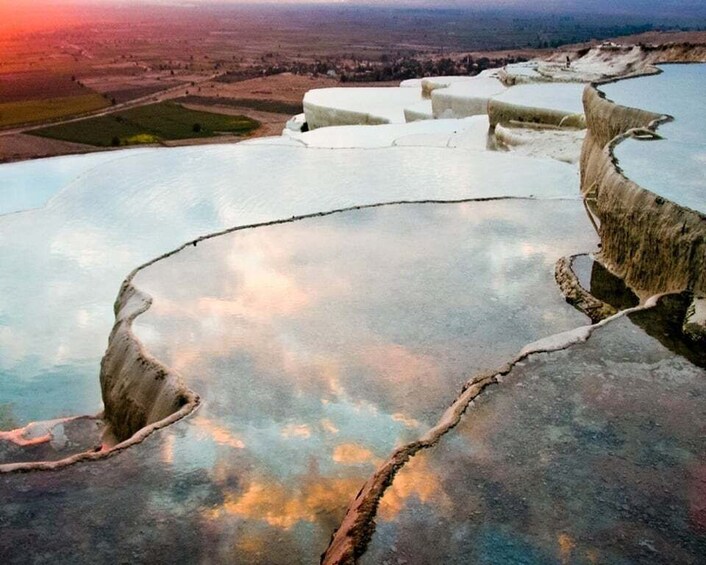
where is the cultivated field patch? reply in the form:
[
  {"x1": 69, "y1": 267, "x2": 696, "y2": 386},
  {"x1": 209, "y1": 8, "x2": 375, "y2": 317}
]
[
  {"x1": 32, "y1": 101, "x2": 260, "y2": 146},
  {"x1": 0, "y1": 93, "x2": 110, "y2": 128}
]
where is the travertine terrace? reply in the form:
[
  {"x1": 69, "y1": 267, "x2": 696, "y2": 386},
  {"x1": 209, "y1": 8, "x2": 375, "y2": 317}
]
[{"x1": 1, "y1": 41, "x2": 705, "y2": 564}]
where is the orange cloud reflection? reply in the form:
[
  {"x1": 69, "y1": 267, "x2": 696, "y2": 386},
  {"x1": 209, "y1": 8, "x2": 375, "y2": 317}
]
[
  {"x1": 377, "y1": 455, "x2": 450, "y2": 520},
  {"x1": 332, "y1": 443, "x2": 378, "y2": 465},
  {"x1": 197, "y1": 417, "x2": 245, "y2": 450},
  {"x1": 207, "y1": 476, "x2": 362, "y2": 530}
]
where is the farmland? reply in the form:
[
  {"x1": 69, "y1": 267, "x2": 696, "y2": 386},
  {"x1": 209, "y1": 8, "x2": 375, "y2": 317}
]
[
  {"x1": 0, "y1": 93, "x2": 110, "y2": 128},
  {"x1": 32, "y1": 101, "x2": 260, "y2": 146}
]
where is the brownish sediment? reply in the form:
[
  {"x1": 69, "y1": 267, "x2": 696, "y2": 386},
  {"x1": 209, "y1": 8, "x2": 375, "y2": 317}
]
[
  {"x1": 100, "y1": 282, "x2": 199, "y2": 443},
  {"x1": 488, "y1": 99, "x2": 585, "y2": 128},
  {"x1": 554, "y1": 255, "x2": 617, "y2": 323},
  {"x1": 580, "y1": 83, "x2": 706, "y2": 297}
]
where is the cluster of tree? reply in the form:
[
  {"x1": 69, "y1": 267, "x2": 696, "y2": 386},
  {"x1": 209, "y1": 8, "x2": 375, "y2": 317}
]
[
  {"x1": 338, "y1": 54, "x2": 528, "y2": 83},
  {"x1": 215, "y1": 54, "x2": 529, "y2": 85}
]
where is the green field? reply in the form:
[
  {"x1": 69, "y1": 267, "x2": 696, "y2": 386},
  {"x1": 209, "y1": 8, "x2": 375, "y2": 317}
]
[
  {"x1": 0, "y1": 93, "x2": 110, "y2": 128},
  {"x1": 179, "y1": 95, "x2": 303, "y2": 116},
  {"x1": 32, "y1": 102, "x2": 261, "y2": 147}
]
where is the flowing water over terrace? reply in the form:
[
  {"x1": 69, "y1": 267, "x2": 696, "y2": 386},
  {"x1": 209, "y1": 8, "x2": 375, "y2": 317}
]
[{"x1": 0, "y1": 149, "x2": 158, "y2": 215}]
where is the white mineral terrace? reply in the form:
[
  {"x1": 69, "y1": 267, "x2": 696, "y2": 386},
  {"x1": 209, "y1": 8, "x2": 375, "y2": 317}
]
[
  {"x1": 304, "y1": 71, "x2": 584, "y2": 130},
  {"x1": 0, "y1": 142, "x2": 578, "y2": 425},
  {"x1": 600, "y1": 64, "x2": 706, "y2": 214},
  {"x1": 491, "y1": 82, "x2": 586, "y2": 115},
  {"x1": 303, "y1": 87, "x2": 424, "y2": 128},
  {"x1": 431, "y1": 78, "x2": 507, "y2": 119}
]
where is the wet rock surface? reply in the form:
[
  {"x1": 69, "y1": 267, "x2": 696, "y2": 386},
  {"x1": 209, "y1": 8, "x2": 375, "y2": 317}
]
[
  {"x1": 363, "y1": 296, "x2": 706, "y2": 565},
  {"x1": 0, "y1": 417, "x2": 104, "y2": 465},
  {"x1": 571, "y1": 254, "x2": 639, "y2": 312}
]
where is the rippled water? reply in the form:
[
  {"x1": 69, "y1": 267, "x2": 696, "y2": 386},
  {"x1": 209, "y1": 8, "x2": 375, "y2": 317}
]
[{"x1": 601, "y1": 64, "x2": 706, "y2": 213}]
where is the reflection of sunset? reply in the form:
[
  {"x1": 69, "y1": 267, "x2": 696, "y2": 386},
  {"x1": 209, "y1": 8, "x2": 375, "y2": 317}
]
[
  {"x1": 558, "y1": 533, "x2": 576, "y2": 564},
  {"x1": 206, "y1": 476, "x2": 362, "y2": 530},
  {"x1": 377, "y1": 455, "x2": 449, "y2": 520},
  {"x1": 332, "y1": 443, "x2": 378, "y2": 465},
  {"x1": 127, "y1": 201, "x2": 597, "y2": 560},
  {"x1": 280, "y1": 423, "x2": 312, "y2": 439},
  {"x1": 361, "y1": 343, "x2": 440, "y2": 386},
  {"x1": 320, "y1": 419, "x2": 339, "y2": 435},
  {"x1": 197, "y1": 266, "x2": 310, "y2": 320},
  {"x1": 391, "y1": 412, "x2": 422, "y2": 429},
  {"x1": 160, "y1": 433, "x2": 175, "y2": 465},
  {"x1": 197, "y1": 417, "x2": 245, "y2": 450}
]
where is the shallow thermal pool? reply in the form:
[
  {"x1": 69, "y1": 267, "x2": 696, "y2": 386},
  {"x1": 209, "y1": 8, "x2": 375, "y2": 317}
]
[
  {"x1": 0, "y1": 143, "x2": 579, "y2": 428},
  {"x1": 600, "y1": 64, "x2": 706, "y2": 214},
  {"x1": 130, "y1": 199, "x2": 595, "y2": 562},
  {"x1": 0, "y1": 197, "x2": 598, "y2": 563}
]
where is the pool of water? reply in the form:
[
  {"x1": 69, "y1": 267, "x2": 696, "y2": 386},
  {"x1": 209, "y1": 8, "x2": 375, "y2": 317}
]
[
  {"x1": 0, "y1": 199, "x2": 596, "y2": 563},
  {"x1": 0, "y1": 143, "x2": 580, "y2": 428},
  {"x1": 600, "y1": 64, "x2": 706, "y2": 214},
  {"x1": 130, "y1": 199, "x2": 593, "y2": 562}
]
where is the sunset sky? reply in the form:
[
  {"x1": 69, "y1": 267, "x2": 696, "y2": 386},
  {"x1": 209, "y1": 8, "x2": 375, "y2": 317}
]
[{"x1": 1, "y1": 0, "x2": 704, "y2": 35}]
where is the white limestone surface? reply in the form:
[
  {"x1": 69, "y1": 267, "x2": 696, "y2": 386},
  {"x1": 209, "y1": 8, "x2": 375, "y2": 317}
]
[
  {"x1": 239, "y1": 135, "x2": 307, "y2": 147},
  {"x1": 303, "y1": 87, "x2": 424, "y2": 129},
  {"x1": 447, "y1": 116, "x2": 492, "y2": 150},
  {"x1": 488, "y1": 82, "x2": 586, "y2": 127},
  {"x1": 285, "y1": 113, "x2": 307, "y2": 132},
  {"x1": 295, "y1": 119, "x2": 474, "y2": 149},
  {"x1": 403, "y1": 100, "x2": 433, "y2": 122},
  {"x1": 0, "y1": 149, "x2": 157, "y2": 215},
  {"x1": 502, "y1": 62, "x2": 543, "y2": 82},
  {"x1": 392, "y1": 116, "x2": 491, "y2": 151},
  {"x1": 495, "y1": 124, "x2": 586, "y2": 164},
  {"x1": 491, "y1": 83, "x2": 585, "y2": 115},
  {"x1": 399, "y1": 78, "x2": 423, "y2": 88},
  {"x1": 431, "y1": 78, "x2": 507, "y2": 119},
  {"x1": 421, "y1": 76, "x2": 477, "y2": 97}
]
